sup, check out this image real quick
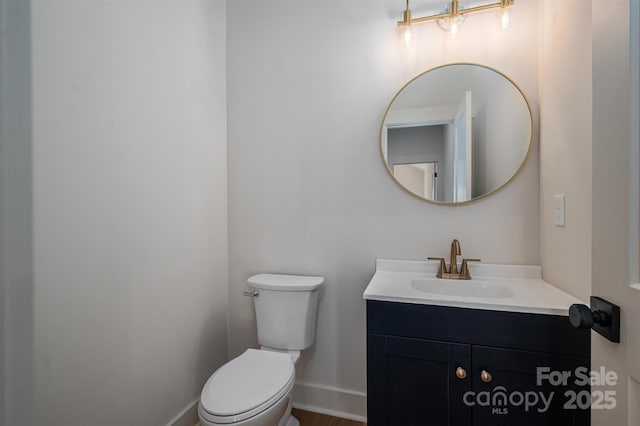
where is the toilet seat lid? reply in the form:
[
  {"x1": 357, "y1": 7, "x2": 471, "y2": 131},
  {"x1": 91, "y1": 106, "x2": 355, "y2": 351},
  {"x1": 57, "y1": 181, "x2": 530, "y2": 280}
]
[{"x1": 200, "y1": 349, "x2": 294, "y2": 417}]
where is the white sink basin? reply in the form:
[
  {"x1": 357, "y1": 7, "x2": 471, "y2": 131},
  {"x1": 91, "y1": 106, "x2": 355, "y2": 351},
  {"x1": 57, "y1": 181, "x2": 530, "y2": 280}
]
[
  {"x1": 410, "y1": 278, "x2": 515, "y2": 299},
  {"x1": 363, "y1": 259, "x2": 585, "y2": 315}
]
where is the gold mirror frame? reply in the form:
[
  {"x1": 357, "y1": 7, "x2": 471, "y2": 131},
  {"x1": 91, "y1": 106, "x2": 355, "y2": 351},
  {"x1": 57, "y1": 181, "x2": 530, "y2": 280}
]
[{"x1": 380, "y1": 62, "x2": 534, "y2": 206}]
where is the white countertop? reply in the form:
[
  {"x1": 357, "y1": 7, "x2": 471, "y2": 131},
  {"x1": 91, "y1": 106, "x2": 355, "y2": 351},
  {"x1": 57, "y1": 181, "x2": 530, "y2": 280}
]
[{"x1": 363, "y1": 259, "x2": 585, "y2": 316}]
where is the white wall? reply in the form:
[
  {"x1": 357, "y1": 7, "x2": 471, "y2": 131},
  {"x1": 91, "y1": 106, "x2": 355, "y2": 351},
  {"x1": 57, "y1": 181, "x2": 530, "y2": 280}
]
[
  {"x1": 228, "y1": 0, "x2": 540, "y2": 418},
  {"x1": 540, "y1": 0, "x2": 639, "y2": 423},
  {"x1": 472, "y1": 71, "x2": 532, "y2": 196},
  {"x1": 591, "y1": 0, "x2": 631, "y2": 423},
  {"x1": 30, "y1": 1, "x2": 229, "y2": 424},
  {"x1": 538, "y1": 0, "x2": 592, "y2": 302},
  {"x1": 1, "y1": 0, "x2": 35, "y2": 424},
  {"x1": 393, "y1": 164, "x2": 425, "y2": 197}
]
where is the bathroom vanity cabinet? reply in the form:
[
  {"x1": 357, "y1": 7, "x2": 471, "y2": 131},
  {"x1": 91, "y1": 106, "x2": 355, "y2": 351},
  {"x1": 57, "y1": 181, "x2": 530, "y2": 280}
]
[{"x1": 366, "y1": 300, "x2": 591, "y2": 426}]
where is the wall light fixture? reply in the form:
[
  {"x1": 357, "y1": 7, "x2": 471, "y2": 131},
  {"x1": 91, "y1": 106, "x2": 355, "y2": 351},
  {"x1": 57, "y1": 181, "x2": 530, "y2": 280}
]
[{"x1": 399, "y1": 0, "x2": 515, "y2": 45}]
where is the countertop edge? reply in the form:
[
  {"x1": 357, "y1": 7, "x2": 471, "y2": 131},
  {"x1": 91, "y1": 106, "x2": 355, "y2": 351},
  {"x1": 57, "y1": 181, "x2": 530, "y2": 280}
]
[{"x1": 363, "y1": 293, "x2": 570, "y2": 316}]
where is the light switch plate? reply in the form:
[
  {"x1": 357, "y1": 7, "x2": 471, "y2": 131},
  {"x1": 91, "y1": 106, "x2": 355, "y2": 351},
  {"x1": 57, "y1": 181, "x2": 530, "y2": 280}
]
[{"x1": 554, "y1": 194, "x2": 566, "y2": 227}]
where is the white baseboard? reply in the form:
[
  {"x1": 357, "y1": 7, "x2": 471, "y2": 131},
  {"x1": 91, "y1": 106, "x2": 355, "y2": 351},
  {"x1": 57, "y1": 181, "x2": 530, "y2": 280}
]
[
  {"x1": 291, "y1": 382, "x2": 367, "y2": 422},
  {"x1": 168, "y1": 383, "x2": 367, "y2": 425},
  {"x1": 168, "y1": 398, "x2": 199, "y2": 426}
]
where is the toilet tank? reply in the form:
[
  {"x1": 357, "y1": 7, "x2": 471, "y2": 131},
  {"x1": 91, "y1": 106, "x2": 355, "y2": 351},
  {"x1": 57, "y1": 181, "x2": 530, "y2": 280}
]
[{"x1": 247, "y1": 273, "x2": 323, "y2": 350}]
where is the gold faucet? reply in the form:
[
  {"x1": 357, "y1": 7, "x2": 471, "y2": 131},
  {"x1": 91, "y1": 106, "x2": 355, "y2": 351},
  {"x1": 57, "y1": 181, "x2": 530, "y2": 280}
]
[
  {"x1": 428, "y1": 239, "x2": 481, "y2": 280},
  {"x1": 449, "y1": 239, "x2": 461, "y2": 274}
]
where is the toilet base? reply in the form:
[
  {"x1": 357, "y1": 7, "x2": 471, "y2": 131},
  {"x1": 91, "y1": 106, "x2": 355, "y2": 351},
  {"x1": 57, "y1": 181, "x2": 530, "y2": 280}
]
[
  {"x1": 283, "y1": 415, "x2": 300, "y2": 426},
  {"x1": 277, "y1": 397, "x2": 299, "y2": 426}
]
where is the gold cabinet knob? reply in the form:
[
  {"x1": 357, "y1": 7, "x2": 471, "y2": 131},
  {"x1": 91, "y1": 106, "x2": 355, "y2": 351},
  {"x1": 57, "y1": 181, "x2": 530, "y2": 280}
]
[
  {"x1": 455, "y1": 367, "x2": 467, "y2": 379},
  {"x1": 480, "y1": 370, "x2": 492, "y2": 383}
]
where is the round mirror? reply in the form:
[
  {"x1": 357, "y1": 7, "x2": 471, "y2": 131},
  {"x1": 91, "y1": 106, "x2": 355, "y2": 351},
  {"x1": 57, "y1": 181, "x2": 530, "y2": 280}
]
[{"x1": 380, "y1": 63, "x2": 533, "y2": 204}]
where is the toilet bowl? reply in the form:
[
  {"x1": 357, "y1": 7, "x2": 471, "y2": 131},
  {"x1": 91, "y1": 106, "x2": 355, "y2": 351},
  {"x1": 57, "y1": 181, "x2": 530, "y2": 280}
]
[
  {"x1": 198, "y1": 349, "x2": 296, "y2": 426},
  {"x1": 198, "y1": 273, "x2": 323, "y2": 426}
]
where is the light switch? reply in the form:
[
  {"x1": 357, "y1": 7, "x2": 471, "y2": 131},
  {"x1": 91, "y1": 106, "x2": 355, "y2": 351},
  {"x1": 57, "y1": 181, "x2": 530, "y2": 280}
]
[{"x1": 554, "y1": 194, "x2": 566, "y2": 227}]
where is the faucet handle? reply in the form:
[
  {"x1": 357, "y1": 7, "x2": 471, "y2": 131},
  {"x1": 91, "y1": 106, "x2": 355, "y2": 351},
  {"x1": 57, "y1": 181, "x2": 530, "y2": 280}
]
[
  {"x1": 460, "y1": 258, "x2": 481, "y2": 279},
  {"x1": 428, "y1": 257, "x2": 446, "y2": 278}
]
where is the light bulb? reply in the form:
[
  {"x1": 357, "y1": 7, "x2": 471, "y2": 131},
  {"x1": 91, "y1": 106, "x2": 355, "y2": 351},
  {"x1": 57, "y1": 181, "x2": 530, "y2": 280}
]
[
  {"x1": 403, "y1": 24, "x2": 413, "y2": 47},
  {"x1": 501, "y1": 7, "x2": 510, "y2": 30},
  {"x1": 450, "y1": 20, "x2": 459, "y2": 38},
  {"x1": 436, "y1": 1, "x2": 466, "y2": 37},
  {"x1": 449, "y1": 14, "x2": 464, "y2": 39}
]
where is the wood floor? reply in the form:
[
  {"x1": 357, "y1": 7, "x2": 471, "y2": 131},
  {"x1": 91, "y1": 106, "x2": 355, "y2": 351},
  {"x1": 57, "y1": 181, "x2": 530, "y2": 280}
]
[{"x1": 291, "y1": 408, "x2": 366, "y2": 426}]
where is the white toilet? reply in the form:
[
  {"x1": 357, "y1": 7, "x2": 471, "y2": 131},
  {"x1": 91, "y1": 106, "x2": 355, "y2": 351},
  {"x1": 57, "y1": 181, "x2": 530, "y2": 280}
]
[{"x1": 198, "y1": 273, "x2": 324, "y2": 426}]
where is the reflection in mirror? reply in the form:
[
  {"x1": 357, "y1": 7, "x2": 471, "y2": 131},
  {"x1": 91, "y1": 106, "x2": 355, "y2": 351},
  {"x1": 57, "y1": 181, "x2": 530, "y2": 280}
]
[
  {"x1": 381, "y1": 64, "x2": 533, "y2": 204},
  {"x1": 393, "y1": 162, "x2": 438, "y2": 199}
]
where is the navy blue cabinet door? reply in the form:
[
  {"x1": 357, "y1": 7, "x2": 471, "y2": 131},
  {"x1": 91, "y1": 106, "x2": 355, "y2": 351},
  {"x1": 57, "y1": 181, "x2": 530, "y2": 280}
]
[
  {"x1": 472, "y1": 346, "x2": 590, "y2": 426},
  {"x1": 367, "y1": 334, "x2": 472, "y2": 426},
  {"x1": 366, "y1": 301, "x2": 590, "y2": 426}
]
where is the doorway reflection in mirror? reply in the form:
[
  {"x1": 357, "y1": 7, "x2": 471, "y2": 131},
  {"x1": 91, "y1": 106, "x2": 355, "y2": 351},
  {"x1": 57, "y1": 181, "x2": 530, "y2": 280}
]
[{"x1": 381, "y1": 64, "x2": 533, "y2": 204}]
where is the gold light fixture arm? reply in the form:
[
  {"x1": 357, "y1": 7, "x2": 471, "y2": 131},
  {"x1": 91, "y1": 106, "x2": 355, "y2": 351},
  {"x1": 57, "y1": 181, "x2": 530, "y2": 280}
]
[
  {"x1": 402, "y1": 0, "x2": 412, "y2": 25},
  {"x1": 397, "y1": 0, "x2": 515, "y2": 27}
]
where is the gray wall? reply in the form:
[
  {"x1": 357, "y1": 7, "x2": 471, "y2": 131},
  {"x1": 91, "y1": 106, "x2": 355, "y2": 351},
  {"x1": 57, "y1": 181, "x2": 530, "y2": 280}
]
[
  {"x1": 387, "y1": 125, "x2": 445, "y2": 199},
  {"x1": 228, "y1": 0, "x2": 540, "y2": 417},
  {"x1": 443, "y1": 123, "x2": 455, "y2": 202},
  {"x1": 0, "y1": 0, "x2": 34, "y2": 424}
]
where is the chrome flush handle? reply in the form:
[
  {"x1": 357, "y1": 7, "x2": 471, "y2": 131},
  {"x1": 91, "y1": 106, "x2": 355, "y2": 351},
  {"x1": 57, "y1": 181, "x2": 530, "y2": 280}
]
[{"x1": 242, "y1": 289, "x2": 259, "y2": 297}]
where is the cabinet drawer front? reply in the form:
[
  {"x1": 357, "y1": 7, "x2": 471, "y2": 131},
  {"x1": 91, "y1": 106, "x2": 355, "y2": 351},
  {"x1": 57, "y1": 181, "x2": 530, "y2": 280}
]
[
  {"x1": 367, "y1": 300, "x2": 590, "y2": 357},
  {"x1": 386, "y1": 335, "x2": 450, "y2": 360}
]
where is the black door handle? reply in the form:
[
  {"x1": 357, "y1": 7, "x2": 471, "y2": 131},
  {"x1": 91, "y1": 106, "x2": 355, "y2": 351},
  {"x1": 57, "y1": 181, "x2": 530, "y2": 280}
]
[
  {"x1": 569, "y1": 296, "x2": 620, "y2": 343},
  {"x1": 569, "y1": 304, "x2": 609, "y2": 328}
]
